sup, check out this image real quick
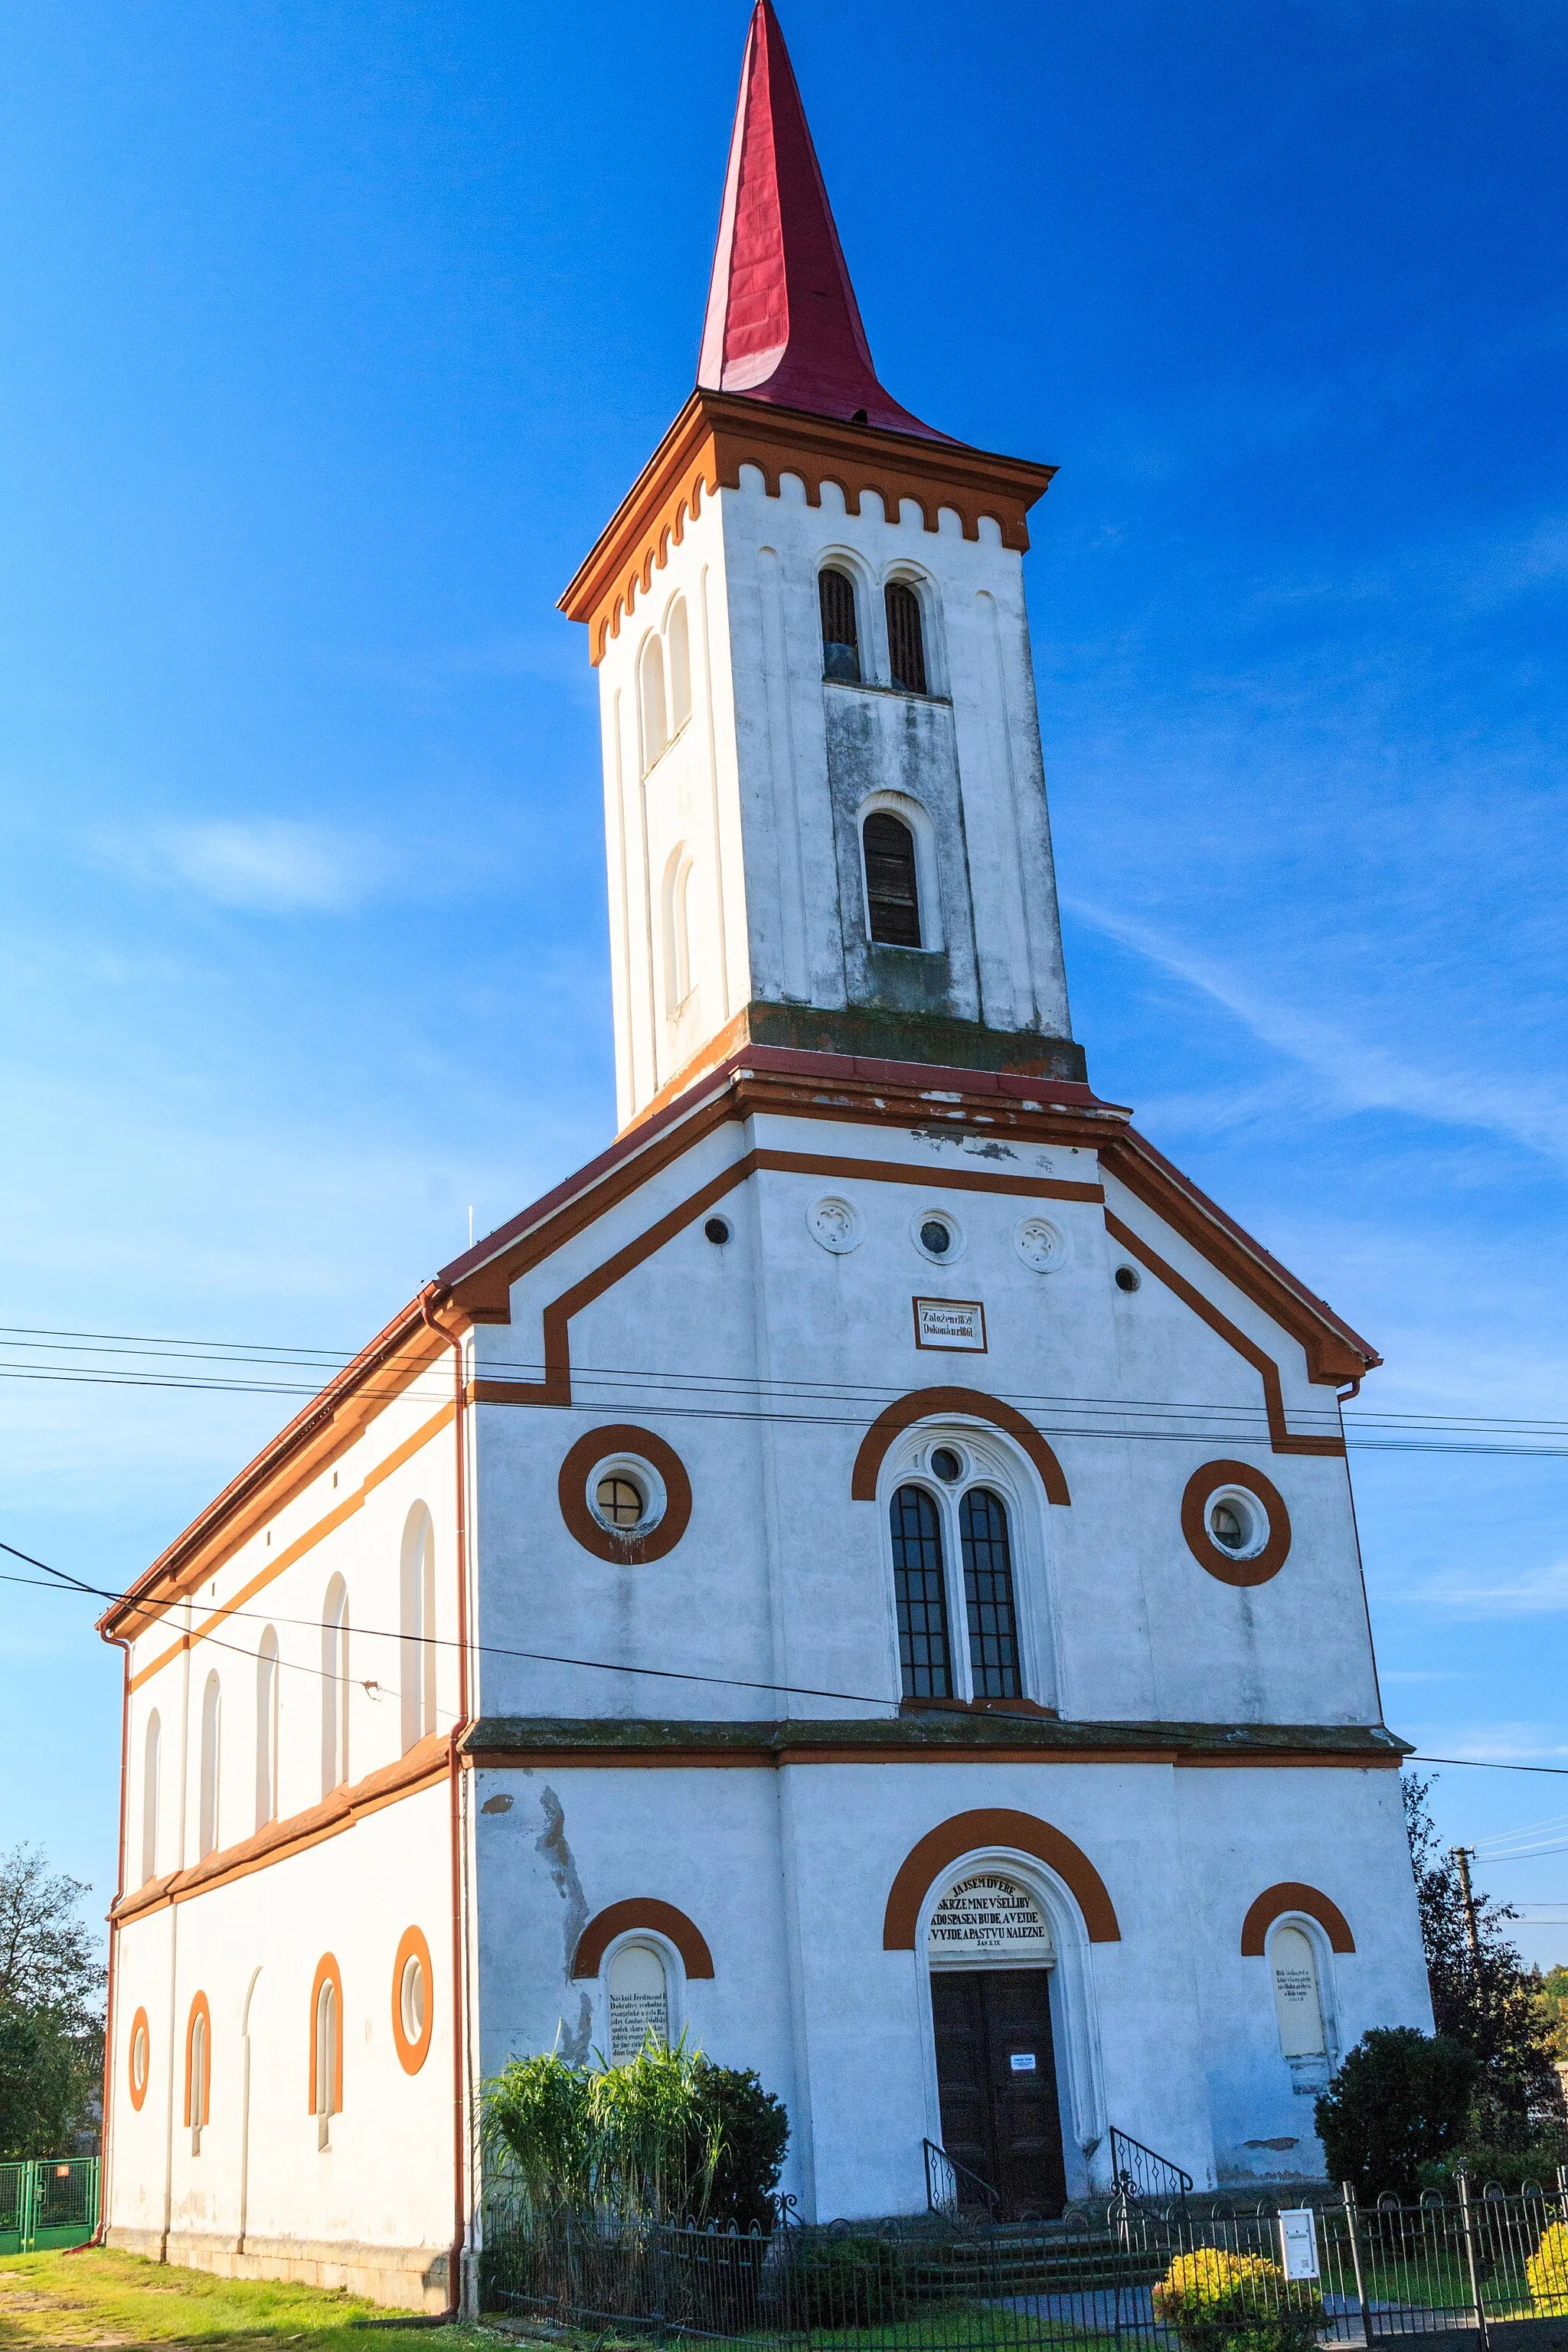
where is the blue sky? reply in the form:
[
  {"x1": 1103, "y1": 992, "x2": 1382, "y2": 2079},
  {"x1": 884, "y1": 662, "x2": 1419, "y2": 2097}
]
[{"x1": 2, "y1": 2, "x2": 1566, "y2": 1964}]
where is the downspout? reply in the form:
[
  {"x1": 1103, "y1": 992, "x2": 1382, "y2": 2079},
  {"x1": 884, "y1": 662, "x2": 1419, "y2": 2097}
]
[
  {"x1": 421, "y1": 1289, "x2": 472, "y2": 2321},
  {"x1": 95, "y1": 1634, "x2": 132, "y2": 2245}
]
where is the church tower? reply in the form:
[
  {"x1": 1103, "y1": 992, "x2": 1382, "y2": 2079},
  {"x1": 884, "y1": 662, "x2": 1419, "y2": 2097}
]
[{"x1": 562, "y1": 1, "x2": 1079, "y2": 1125}]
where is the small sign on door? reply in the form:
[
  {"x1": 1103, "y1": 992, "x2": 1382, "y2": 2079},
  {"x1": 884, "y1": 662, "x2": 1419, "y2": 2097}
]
[
  {"x1": 1009, "y1": 2052, "x2": 1037, "y2": 2072},
  {"x1": 1279, "y1": 2208, "x2": 1319, "y2": 2281}
]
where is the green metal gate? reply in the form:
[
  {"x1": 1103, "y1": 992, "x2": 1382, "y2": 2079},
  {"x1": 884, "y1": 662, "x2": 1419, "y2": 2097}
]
[{"x1": 0, "y1": 2158, "x2": 100, "y2": 2254}]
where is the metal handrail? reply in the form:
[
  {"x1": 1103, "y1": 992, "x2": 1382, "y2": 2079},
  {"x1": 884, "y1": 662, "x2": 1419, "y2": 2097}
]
[
  {"x1": 1108, "y1": 2125, "x2": 1193, "y2": 2217},
  {"x1": 923, "y1": 2137, "x2": 1001, "y2": 2221}
]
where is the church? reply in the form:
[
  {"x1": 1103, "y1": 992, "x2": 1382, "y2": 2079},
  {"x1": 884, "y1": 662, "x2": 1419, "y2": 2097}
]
[{"x1": 97, "y1": 2, "x2": 1432, "y2": 2315}]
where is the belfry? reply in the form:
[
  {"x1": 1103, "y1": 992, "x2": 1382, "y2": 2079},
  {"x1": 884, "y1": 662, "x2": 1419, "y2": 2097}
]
[{"x1": 98, "y1": 4, "x2": 1431, "y2": 2310}]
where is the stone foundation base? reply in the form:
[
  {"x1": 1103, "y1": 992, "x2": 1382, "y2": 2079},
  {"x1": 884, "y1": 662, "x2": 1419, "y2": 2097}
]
[{"x1": 103, "y1": 2226, "x2": 453, "y2": 2314}]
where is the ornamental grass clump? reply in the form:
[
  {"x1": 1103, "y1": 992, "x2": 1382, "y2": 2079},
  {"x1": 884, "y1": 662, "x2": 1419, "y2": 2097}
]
[
  {"x1": 1527, "y1": 2220, "x2": 1568, "y2": 2316},
  {"x1": 482, "y1": 2034, "x2": 786, "y2": 2230},
  {"x1": 1152, "y1": 2246, "x2": 1325, "y2": 2352}
]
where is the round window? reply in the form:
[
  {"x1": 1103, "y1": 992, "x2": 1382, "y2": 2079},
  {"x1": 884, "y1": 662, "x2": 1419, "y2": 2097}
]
[
  {"x1": 1115, "y1": 1265, "x2": 1141, "y2": 1293},
  {"x1": 1206, "y1": 1486, "x2": 1267, "y2": 1560},
  {"x1": 929, "y1": 1446, "x2": 964, "y2": 1484},
  {"x1": 400, "y1": 1952, "x2": 426, "y2": 2045},
  {"x1": 704, "y1": 1217, "x2": 731, "y2": 1246},
  {"x1": 1181, "y1": 1460, "x2": 1291, "y2": 1586},
  {"x1": 594, "y1": 1474, "x2": 647, "y2": 1531},
  {"x1": 912, "y1": 1208, "x2": 962, "y2": 1263}
]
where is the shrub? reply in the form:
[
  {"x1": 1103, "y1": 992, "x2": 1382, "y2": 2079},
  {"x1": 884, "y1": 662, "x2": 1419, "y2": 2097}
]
[
  {"x1": 691, "y1": 2059, "x2": 789, "y2": 2230},
  {"x1": 1527, "y1": 2220, "x2": 1568, "y2": 2316},
  {"x1": 1152, "y1": 2247, "x2": 1325, "y2": 2352},
  {"x1": 1314, "y1": 2027, "x2": 1477, "y2": 2202},
  {"x1": 791, "y1": 2234, "x2": 910, "y2": 2328}
]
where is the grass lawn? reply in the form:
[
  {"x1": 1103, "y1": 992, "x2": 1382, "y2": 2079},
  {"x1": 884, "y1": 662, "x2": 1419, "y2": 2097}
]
[{"x1": 0, "y1": 2246, "x2": 510, "y2": 2350}]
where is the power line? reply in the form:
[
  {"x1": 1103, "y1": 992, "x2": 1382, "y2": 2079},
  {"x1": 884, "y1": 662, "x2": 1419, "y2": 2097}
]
[{"x1": 7, "y1": 1539, "x2": 1568, "y2": 1795}]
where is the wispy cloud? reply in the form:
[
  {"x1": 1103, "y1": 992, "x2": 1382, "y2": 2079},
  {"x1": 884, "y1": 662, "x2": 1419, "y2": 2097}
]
[
  {"x1": 111, "y1": 819, "x2": 392, "y2": 914},
  {"x1": 1068, "y1": 897, "x2": 1568, "y2": 1169},
  {"x1": 1410, "y1": 1560, "x2": 1568, "y2": 1619}
]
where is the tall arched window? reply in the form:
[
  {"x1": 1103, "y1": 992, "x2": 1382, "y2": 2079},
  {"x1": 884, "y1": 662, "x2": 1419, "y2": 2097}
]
[
  {"x1": 185, "y1": 1992, "x2": 211, "y2": 2154},
  {"x1": 321, "y1": 1576, "x2": 349, "y2": 1796},
  {"x1": 256, "y1": 1628, "x2": 279, "y2": 1829},
  {"x1": 1270, "y1": 1923, "x2": 1328, "y2": 2062},
  {"x1": 885, "y1": 580, "x2": 928, "y2": 694},
  {"x1": 819, "y1": 567, "x2": 861, "y2": 681},
  {"x1": 891, "y1": 1485, "x2": 951, "y2": 1698},
  {"x1": 198, "y1": 1672, "x2": 222, "y2": 1859},
  {"x1": 639, "y1": 635, "x2": 668, "y2": 770},
  {"x1": 959, "y1": 1490, "x2": 1020, "y2": 1698},
  {"x1": 666, "y1": 596, "x2": 691, "y2": 733},
  {"x1": 312, "y1": 1967, "x2": 341, "y2": 2151},
  {"x1": 662, "y1": 846, "x2": 693, "y2": 1013},
  {"x1": 864, "y1": 811, "x2": 922, "y2": 947},
  {"x1": 399, "y1": 1509, "x2": 436, "y2": 1755},
  {"x1": 140, "y1": 1712, "x2": 162, "y2": 1885}
]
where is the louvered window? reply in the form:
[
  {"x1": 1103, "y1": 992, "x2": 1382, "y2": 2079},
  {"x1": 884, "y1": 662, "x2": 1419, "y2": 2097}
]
[
  {"x1": 819, "y1": 567, "x2": 861, "y2": 682},
  {"x1": 864, "y1": 811, "x2": 922, "y2": 948},
  {"x1": 885, "y1": 581, "x2": 927, "y2": 694},
  {"x1": 892, "y1": 1485, "x2": 951, "y2": 1698},
  {"x1": 960, "y1": 1488, "x2": 1020, "y2": 1698}
]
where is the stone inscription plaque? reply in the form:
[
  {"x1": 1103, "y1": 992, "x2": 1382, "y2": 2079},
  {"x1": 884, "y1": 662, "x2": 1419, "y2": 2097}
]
[
  {"x1": 606, "y1": 1944, "x2": 670, "y2": 2064},
  {"x1": 929, "y1": 1873, "x2": 1052, "y2": 1961},
  {"x1": 913, "y1": 1298, "x2": 988, "y2": 1352}
]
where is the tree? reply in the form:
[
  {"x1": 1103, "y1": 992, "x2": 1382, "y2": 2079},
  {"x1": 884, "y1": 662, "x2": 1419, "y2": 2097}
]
[
  {"x1": 1403, "y1": 1775, "x2": 1566, "y2": 2140},
  {"x1": 1315, "y1": 2026, "x2": 1476, "y2": 2200},
  {"x1": 0, "y1": 1845, "x2": 106, "y2": 2158}
]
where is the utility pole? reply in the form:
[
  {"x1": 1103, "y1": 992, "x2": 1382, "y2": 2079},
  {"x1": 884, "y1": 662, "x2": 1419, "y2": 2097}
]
[{"x1": 1452, "y1": 1845, "x2": 1485, "y2": 1980}]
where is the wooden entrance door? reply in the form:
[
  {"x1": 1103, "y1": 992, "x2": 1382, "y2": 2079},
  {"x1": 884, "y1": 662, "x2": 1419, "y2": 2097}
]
[{"x1": 931, "y1": 1968, "x2": 1067, "y2": 2220}]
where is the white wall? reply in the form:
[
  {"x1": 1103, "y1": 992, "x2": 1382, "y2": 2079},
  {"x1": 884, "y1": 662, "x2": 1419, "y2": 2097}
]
[{"x1": 594, "y1": 467, "x2": 1075, "y2": 1124}]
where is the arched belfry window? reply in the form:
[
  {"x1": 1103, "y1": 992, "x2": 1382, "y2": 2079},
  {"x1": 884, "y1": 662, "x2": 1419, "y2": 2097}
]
[
  {"x1": 959, "y1": 1490, "x2": 1020, "y2": 1698},
  {"x1": 885, "y1": 581, "x2": 927, "y2": 694},
  {"x1": 864, "y1": 812, "x2": 922, "y2": 947},
  {"x1": 820, "y1": 567, "x2": 861, "y2": 682},
  {"x1": 891, "y1": 1485, "x2": 951, "y2": 1698},
  {"x1": 322, "y1": 1575, "x2": 349, "y2": 1797},
  {"x1": 256, "y1": 1629, "x2": 279, "y2": 1830}
]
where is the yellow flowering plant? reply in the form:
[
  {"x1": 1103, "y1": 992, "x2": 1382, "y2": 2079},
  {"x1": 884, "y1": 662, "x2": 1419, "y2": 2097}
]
[
  {"x1": 1153, "y1": 2245, "x2": 1325, "y2": 2352},
  {"x1": 1527, "y1": 2220, "x2": 1568, "y2": 2317}
]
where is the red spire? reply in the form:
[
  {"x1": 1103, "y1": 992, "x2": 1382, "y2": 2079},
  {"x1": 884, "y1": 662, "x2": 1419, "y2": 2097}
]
[{"x1": 697, "y1": 2, "x2": 949, "y2": 440}]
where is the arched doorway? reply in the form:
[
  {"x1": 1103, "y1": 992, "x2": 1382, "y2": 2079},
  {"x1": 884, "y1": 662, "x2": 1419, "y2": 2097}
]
[{"x1": 927, "y1": 1871, "x2": 1066, "y2": 2218}]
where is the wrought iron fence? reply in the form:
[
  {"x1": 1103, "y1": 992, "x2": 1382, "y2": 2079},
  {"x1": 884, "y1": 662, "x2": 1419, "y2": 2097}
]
[
  {"x1": 0, "y1": 2157, "x2": 100, "y2": 2254},
  {"x1": 480, "y1": 2177, "x2": 1568, "y2": 2348}
]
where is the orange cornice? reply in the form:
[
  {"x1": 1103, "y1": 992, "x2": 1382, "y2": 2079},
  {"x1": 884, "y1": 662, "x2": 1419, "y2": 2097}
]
[
  {"x1": 98, "y1": 1301, "x2": 455, "y2": 1642},
  {"x1": 558, "y1": 389, "x2": 1057, "y2": 665},
  {"x1": 1102, "y1": 1129, "x2": 1379, "y2": 1383},
  {"x1": 112, "y1": 1733, "x2": 452, "y2": 1924}
]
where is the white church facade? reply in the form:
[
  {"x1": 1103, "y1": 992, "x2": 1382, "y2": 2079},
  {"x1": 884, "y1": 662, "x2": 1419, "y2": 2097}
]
[{"x1": 98, "y1": 0, "x2": 1432, "y2": 2314}]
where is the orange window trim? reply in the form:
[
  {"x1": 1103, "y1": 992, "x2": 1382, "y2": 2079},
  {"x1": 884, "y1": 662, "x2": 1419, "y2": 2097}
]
[
  {"x1": 571, "y1": 1899, "x2": 715, "y2": 1981},
  {"x1": 851, "y1": 1385, "x2": 1070, "y2": 1505},
  {"x1": 883, "y1": 1807, "x2": 1121, "y2": 1949},
  {"x1": 309, "y1": 1953, "x2": 345, "y2": 2115},
  {"x1": 126, "y1": 2005, "x2": 151, "y2": 2112},
  {"x1": 390, "y1": 1926, "x2": 434, "y2": 2076},
  {"x1": 1241, "y1": 1881, "x2": 1356, "y2": 1955},
  {"x1": 182, "y1": 1991, "x2": 211, "y2": 2127}
]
